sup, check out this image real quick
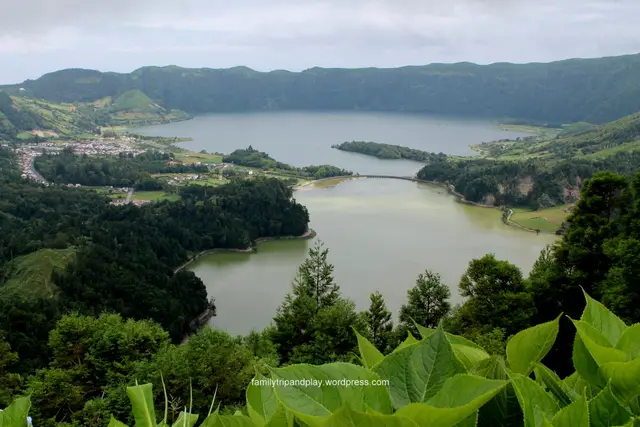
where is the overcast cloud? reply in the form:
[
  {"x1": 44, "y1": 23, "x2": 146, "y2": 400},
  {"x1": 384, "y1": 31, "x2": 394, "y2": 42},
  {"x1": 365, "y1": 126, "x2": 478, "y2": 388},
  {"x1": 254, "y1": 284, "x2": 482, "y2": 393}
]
[{"x1": 1, "y1": 0, "x2": 639, "y2": 83}]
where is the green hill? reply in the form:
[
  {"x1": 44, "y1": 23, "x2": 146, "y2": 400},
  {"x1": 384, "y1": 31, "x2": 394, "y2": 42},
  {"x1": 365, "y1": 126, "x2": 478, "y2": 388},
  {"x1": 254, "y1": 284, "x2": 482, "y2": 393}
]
[
  {"x1": 416, "y1": 110, "x2": 640, "y2": 213},
  {"x1": 4, "y1": 54, "x2": 640, "y2": 123},
  {"x1": 112, "y1": 89, "x2": 157, "y2": 112},
  {"x1": 0, "y1": 248, "x2": 76, "y2": 299},
  {"x1": 0, "y1": 91, "x2": 45, "y2": 140}
]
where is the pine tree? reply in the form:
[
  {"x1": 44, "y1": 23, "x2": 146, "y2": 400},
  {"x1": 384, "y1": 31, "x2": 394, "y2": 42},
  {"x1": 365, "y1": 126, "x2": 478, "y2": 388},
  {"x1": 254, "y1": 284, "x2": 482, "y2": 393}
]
[
  {"x1": 364, "y1": 292, "x2": 393, "y2": 353},
  {"x1": 271, "y1": 240, "x2": 359, "y2": 364},
  {"x1": 291, "y1": 240, "x2": 339, "y2": 312},
  {"x1": 398, "y1": 269, "x2": 451, "y2": 336}
]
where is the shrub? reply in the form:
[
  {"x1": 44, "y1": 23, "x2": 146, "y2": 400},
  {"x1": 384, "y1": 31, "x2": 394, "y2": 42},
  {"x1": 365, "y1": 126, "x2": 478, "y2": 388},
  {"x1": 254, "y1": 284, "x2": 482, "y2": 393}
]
[{"x1": 3, "y1": 291, "x2": 639, "y2": 426}]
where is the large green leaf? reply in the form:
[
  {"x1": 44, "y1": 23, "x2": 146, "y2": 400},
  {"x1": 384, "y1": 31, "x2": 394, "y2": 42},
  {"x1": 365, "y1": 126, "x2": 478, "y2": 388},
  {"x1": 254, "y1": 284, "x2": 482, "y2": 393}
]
[
  {"x1": 415, "y1": 326, "x2": 489, "y2": 370},
  {"x1": 271, "y1": 362, "x2": 393, "y2": 425},
  {"x1": 615, "y1": 324, "x2": 640, "y2": 358},
  {"x1": 562, "y1": 372, "x2": 589, "y2": 397},
  {"x1": 455, "y1": 413, "x2": 478, "y2": 427},
  {"x1": 393, "y1": 333, "x2": 420, "y2": 353},
  {"x1": 550, "y1": 394, "x2": 589, "y2": 427},
  {"x1": 263, "y1": 405, "x2": 293, "y2": 427},
  {"x1": 394, "y1": 375, "x2": 507, "y2": 427},
  {"x1": 572, "y1": 335, "x2": 606, "y2": 390},
  {"x1": 127, "y1": 383, "x2": 158, "y2": 427},
  {"x1": 506, "y1": 316, "x2": 560, "y2": 376},
  {"x1": 0, "y1": 397, "x2": 31, "y2": 427},
  {"x1": 354, "y1": 329, "x2": 385, "y2": 369},
  {"x1": 533, "y1": 363, "x2": 579, "y2": 407},
  {"x1": 580, "y1": 290, "x2": 628, "y2": 346},
  {"x1": 414, "y1": 325, "x2": 435, "y2": 340},
  {"x1": 107, "y1": 416, "x2": 129, "y2": 427},
  {"x1": 373, "y1": 326, "x2": 466, "y2": 408},
  {"x1": 472, "y1": 356, "x2": 522, "y2": 427},
  {"x1": 322, "y1": 406, "x2": 419, "y2": 427},
  {"x1": 571, "y1": 319, "x2": 628, "y2": 366},
  {"x1": 200, "y1": 414, "x2": 258, "y2": 427},
  {"x1": 246, "y1": 373, "x2": 278, "y2": 426},
  {"x1": 453, "y1": 344, "x2": 491, "y2": 371},
  {"x1": 589, "y1": 384, "x2": 633, "y2": 427},
  {"x1": 510, "y1": 373, "x2": 560, "y2": 427},
  {"x1": 533, "y1": 407, "x2": 554, "y2": 427},
  {"x1": 171, "y1": 412, "x2": 199, "y2": 427},
  {"x1": 599, "y1": 359, "x2": 640, "y2": 405}
]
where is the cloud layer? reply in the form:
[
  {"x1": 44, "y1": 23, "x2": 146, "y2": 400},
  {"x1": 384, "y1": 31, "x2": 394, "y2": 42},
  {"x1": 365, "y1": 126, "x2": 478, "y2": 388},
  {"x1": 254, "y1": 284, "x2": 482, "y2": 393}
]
[{"x1": 1, "y1": 0, "x2": 639, "y2": 83}]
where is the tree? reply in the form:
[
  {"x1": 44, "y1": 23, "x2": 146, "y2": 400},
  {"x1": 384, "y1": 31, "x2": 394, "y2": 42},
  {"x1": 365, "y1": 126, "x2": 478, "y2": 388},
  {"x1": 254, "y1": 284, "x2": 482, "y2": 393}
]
[
  {"x1": 292, "y1": 240, "x2": 339, "y2": 312},
  {"x1": 363, "y1": 292, "x2": 394, "y2": 354},
  {"x1": 271, "y1": 241, "x2": 360, "y2": 364},
  {"x1": 397, "y1": 270, "x2": 451, "y2": 337},
  {"x1": 453, "y1": 254, "x2": 535, "y2": 337}
]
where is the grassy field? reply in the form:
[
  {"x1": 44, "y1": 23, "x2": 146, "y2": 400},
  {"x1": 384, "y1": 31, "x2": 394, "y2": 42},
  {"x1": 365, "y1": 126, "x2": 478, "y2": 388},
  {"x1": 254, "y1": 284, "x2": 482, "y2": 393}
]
[
  {"x1": 133, "y1": 191, "x2": 180, "y2": 201},
  {"x1": 175, "y1": 152, "x2": 223, "y2": 164},
  {"x1": 0, "y1": 248, "x2": 76, "y2": 299},
  {"x1": 510, "y1": 205, "x2": 570, "y2": 232}
]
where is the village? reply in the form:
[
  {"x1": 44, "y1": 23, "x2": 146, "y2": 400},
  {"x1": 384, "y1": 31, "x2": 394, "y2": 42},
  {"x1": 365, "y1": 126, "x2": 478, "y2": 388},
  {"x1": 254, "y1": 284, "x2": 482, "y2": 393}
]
[{"x1": 4, "y1": 137, "x2": 269, "y2": 207}]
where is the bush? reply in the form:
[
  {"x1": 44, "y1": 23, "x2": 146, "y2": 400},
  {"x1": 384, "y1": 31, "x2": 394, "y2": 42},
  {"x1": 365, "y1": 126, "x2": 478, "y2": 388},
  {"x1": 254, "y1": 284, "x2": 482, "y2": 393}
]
[{"x1": 4, "y1": 291, "x2": 640, "y2": 426}]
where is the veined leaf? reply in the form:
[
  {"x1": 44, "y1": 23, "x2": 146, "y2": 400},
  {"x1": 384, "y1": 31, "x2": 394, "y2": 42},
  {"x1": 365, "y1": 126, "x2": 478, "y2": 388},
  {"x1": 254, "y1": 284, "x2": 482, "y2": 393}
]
[
  {"x1": 562, "y1": 372, "x2": 589, "y2": 397},
  {"x1": 506, "y1": 316, "x2": 560, "y2": 376},
  {"x1": 394, "y1": 375, "x2": 507, "y2": 427},
  {"x1": 246, "y1": 373, "x2": 278, "y2": 426},
  {"x1": 472, "y1": 356, "x2": 522, "y2": 427},
  {"x1": 598, "y1": 359, "x2": 640, "y2": 405},
  {"x1": 393, "y1": 332, "x2": 420, "y2": 353},
  {"x1": 533, "y1": 406, "x2": 554, "y2": 427},
  {"x1": 414, "y1": 324, "x2": 435, "y2": 340},
  {"x1": 455, "y1": 412, "x2": 478, "y2": 427},
  {"x1": 550, "y1": 394, "x2": 589, "y2": 427},
  {"x1": 171, "y1": 412, "x2": 198, "y2": 427},
  {"x1": 571, "y1": 319, "x2": 628, "y2": 366},
  {"x1": 572, "y1": 335, "x2": 606, "y2": 391},
  {"x1": 615, "y1": 324, "x2": 640, "y2": 358},
  {"x1": 580, "y1": 290, "x2": 628, "y2": 346},
  {"x1": 264, "y1": 405, "x2": 293, "y2": 427},
  {"x1": 533, "y1": 363, "x2": 579, "y2": 407},
  {"x1": 200, "y1": 413, "x2": 258, "y2": 427},
  {"x1": 415, "y1": 324, "x2": 487, "y2": 353},
  {"x1": 510, "y1": 373, "x2": 560, "y2": 427},
  {"x1": 107, "y1": 416, "x2": 129, "y2": 427},
  {"x1": 589, "y1": 384, "x2": 633, "y2": 427},
  {"x1": 453, "y1": 344, "x2": 491, "y2": 371},
  {"x1": 354, "y1": 329, "x2": 385, "y2": 369},
  {"x1": 127, "y1": 383, "x2": 157, "y2": 427},
  {"x1": 322, "y1": 406, "x2": 419, "y2": 427},
  {"x1": 0, "y1": 397, "x2": 31, "y2": 427},
  {"x1": 374, "y1": 326, "x2": 466, "y2": 409},
  {"x1": 271, "y1": 362, "x2": 393, "y2": 425}
]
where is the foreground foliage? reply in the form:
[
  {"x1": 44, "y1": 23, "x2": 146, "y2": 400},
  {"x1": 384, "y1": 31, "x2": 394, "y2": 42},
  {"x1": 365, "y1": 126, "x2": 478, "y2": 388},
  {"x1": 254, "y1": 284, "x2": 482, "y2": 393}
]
[{"x1": 4, "y1": 292, "x2": 639, "y2": 427}]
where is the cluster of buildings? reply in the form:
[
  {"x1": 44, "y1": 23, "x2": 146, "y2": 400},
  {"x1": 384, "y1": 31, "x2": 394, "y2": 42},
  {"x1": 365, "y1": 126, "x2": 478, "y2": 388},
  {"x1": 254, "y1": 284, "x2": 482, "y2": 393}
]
[
  {"x1": 166, "y1": 174, "x2": 202, "y2": 185},
  {"x1": 12, "y1": 145, "x2": 48, "y2": 184},
  {"x1": 110, "y1": 199, "x2": 152, "y2": 207}
]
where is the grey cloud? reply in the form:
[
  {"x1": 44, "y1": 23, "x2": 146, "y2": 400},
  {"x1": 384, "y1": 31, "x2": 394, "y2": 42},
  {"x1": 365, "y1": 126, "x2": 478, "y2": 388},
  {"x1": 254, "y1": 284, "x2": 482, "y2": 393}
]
[{"x1": 0, "y1": 0, "x2": 639, "y2": 83}]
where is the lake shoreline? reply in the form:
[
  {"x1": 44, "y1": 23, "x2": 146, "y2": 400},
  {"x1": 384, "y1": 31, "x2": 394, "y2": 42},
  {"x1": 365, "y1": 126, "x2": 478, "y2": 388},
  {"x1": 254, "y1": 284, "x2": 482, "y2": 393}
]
[{"x1": 174, "y1": 228, "x2": 317, "y2": 274}]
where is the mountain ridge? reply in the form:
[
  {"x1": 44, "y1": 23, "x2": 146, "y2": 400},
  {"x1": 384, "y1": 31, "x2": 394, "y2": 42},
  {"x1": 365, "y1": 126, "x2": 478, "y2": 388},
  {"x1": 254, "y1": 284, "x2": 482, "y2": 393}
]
[{"x1": 3, "y1": 52, "x2": 640, "y2": 124}]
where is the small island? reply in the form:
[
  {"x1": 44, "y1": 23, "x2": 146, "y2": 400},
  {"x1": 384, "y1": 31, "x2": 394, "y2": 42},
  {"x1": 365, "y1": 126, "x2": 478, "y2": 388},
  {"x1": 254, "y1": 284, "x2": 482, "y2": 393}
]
[{"x1": 332, "y1": 140, "x2": 446, "y2": 163}]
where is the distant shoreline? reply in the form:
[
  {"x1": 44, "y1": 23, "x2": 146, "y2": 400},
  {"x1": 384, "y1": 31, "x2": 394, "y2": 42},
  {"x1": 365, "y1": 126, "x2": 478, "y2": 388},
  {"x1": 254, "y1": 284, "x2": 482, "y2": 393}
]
[{"x1": 174, "y1": 228, "x2": 316, "y2": 273}]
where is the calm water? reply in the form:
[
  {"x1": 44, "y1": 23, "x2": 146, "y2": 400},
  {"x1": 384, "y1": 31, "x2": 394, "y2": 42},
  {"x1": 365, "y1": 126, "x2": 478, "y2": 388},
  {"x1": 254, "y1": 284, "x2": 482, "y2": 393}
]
[
  {"x1": 132, "y1": 111, "x2": 532, "y2": 175},
  {"x1": 188, "y1": 178, "x2": 557, "y2": 335}
]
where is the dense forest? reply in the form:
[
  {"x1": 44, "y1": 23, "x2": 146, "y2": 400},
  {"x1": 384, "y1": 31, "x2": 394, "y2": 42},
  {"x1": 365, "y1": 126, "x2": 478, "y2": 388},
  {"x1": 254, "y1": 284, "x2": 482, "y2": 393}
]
[
  {"x1": 223, "y1": 146, "x2": 352, "y2": 179},
  {"x1": 0, "y1": 146, "x2": 309, "y2": 398},
  {"x1": 34, "y1": 148, "x2": 207, "y2": 189},
  {"x1": 417, "y1": 149, "x2": 640, "y2": 209},
  {"x1": 3, "y1": 156, "x2": 640, "y2": 425},
  {"x1": 333, "y1": 140, "x2": 448, "y2": 163},
  {"x1": 4, "y1": 53, "x2": 640, "y2": 123}
]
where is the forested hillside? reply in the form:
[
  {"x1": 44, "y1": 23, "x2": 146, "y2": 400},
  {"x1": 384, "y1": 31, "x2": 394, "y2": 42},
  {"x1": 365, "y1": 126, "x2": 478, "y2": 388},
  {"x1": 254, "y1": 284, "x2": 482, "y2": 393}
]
[
  {"x1": 5, "y1": 53, "x2": 640, "y2": 123},
  {"x1": 416, "y1": 111, "x2": 640, "y2": 209}
]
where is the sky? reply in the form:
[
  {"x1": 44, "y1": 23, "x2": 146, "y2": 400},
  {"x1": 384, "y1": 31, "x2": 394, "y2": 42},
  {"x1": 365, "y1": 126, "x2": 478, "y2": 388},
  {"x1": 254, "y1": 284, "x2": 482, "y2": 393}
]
[{"x1": 1, "y1": 0, "x2": 640, "y2": 84}]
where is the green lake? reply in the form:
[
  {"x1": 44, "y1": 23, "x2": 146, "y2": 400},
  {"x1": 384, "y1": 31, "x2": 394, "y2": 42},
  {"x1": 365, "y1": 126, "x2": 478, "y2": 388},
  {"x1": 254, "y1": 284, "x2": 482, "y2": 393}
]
[
  {"x1": 133, "y1": 112, "x2": 547, "y2": 335},
  {"x1": 187, "y1": 178, "x2": 557, "y2": 335}
]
